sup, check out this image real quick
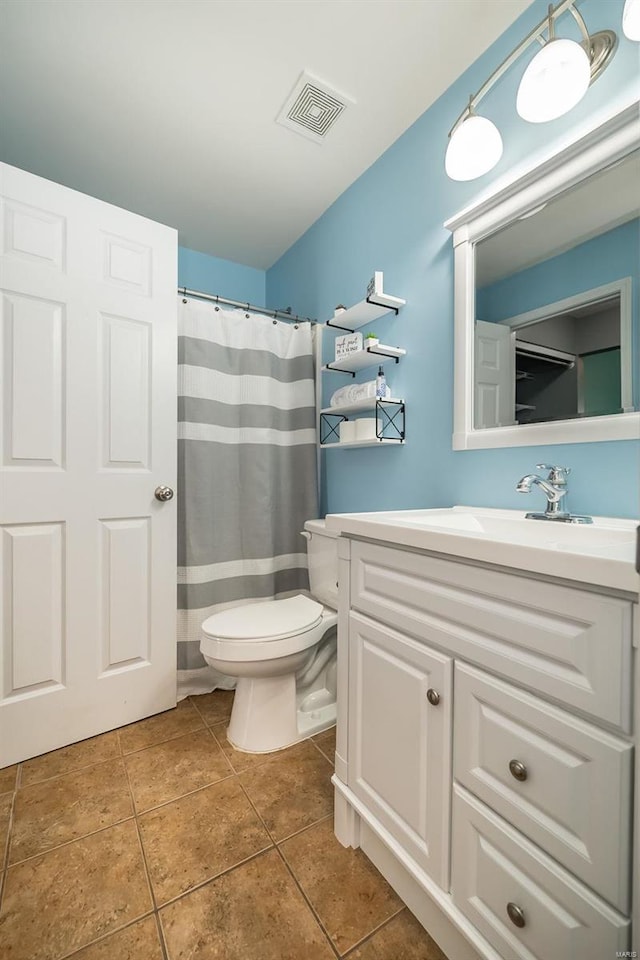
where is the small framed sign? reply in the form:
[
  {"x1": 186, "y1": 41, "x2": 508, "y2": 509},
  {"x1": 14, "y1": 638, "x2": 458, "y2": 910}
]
[{"x1": 335, "y1": 332, "x2": 363, "y2": 360}]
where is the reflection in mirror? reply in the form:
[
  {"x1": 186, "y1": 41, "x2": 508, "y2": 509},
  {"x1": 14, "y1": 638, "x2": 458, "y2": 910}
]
[{"x1": 473, "y1": 150, "x2": 639, "y2": 430}]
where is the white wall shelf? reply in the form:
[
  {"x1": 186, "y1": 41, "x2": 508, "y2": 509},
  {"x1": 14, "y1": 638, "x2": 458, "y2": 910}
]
[
  {"x1": 325, "y1": 293, "x2": 406, "y2": 333},
  {"x1": 319, "y1": 398, "x2": 405, "y2": 447},
  {"x1": 319, "y1": 397, "x2": 404, "y2": 416},
  {"x1": 324, "y1": 344, "x2": 406, "y2": 375},
  {"x1": 320, "y1": 272, "x2": 406, "y2": 451},
  {"x1": 321, "y1": 437, "x2": 405, "y2": 450}
]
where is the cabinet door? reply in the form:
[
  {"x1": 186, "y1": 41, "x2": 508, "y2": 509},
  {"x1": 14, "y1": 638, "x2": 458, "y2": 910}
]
[
  {"x1": 451, "y1": 785, "x2": 630, "y2": 960},
  {"x1": 348, "y1": 612, "x2": 452, "y2": 888}
]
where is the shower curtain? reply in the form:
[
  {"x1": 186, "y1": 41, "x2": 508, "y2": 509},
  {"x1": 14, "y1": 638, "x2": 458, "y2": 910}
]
[{"x1": 177, "y1": 298, "x2": 319, "y2": 697}]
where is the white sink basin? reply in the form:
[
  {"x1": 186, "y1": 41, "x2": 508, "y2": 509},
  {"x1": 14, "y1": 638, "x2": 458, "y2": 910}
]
[{"x1": 325, "y1": 506, "x2": 639, "y2": 592}]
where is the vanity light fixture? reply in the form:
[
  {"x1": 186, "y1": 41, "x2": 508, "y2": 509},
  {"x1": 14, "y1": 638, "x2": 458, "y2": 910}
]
[
  {"x1": 445, "y1": 0, "x2": 618, "y2": 181},
  {"x1": 622, "y1": 0, "x2": 640, "y2": 39},
  {"x1": 445, "y1": 104, "x2": 503, "y2": 181}
]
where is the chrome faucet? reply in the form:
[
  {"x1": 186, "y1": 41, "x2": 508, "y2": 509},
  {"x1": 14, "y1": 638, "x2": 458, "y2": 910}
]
[{"x1": 516, "y1": 464, "x2": 592, "y2": 523}]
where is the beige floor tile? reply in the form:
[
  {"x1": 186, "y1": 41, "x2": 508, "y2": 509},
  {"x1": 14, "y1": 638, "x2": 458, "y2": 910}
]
[
  {"x1": 139, "y1": 777, "x2": 272, "y2": 904},
  {"x1": 68, "y1": 915, "x2": 164, "y2": 960},
  {"x1": 347, "y1": 910, "x2": 449, "y2": 960},
  {"x1": 239, "y1": 740, "x2": 333, "y2": 841},
  {"x1": 9, "y1": 758, "x2": 133, "y2": 863},
  {"x1": 280, "y1": 818, "x2": 403, "y2": 956},
  {"x1": 312, "y1": 726, "x2": 336, "y2": 763},
  {"x1": 125, "y1": 728, "x2": 232, "y2": 812},
  {"x1": 0, "y1": 792, "x2": 13, "y2": 867},
  {"x1": 0, "y1": 764, "x2": 18, "y2": 795},
  {"x1": 210, "y1": 720, "x2": 303, "y2": 773},
  {"x1": 21, "y1": 731, "x2": 120, "y2": 787},
  {"x1": 0, "y1": 820, "x2": 152, "y2": 960},
  {"x1": 160, "y1": 848, "x2": 334, "y2": 960},
  {"x1": 189, "y1": 689, "x2": 235, "y2": 725},
  {"x1": 118, "y1": 699, "x2": 204, "y2": 755}
]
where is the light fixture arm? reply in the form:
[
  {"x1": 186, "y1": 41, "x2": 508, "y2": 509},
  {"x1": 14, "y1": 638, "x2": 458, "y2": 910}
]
[{"x1": 448, "y1": 0, "x2": 598, "y2": 138}]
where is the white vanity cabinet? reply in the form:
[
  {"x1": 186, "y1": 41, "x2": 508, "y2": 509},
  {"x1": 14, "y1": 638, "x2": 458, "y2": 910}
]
[{"x1": 333, "y1": 534, "x2": 636, "y2": 960}]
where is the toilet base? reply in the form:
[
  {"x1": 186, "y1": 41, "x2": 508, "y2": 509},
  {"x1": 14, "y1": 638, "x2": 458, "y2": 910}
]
[{"x1": 226, "y1": 676, "x2": 336, "y2": 754}]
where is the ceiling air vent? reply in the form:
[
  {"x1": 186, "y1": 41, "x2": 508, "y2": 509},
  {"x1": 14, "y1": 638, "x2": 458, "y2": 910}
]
[{"x1": 277, "y1": 71, "x2": 353, "y2": 144}]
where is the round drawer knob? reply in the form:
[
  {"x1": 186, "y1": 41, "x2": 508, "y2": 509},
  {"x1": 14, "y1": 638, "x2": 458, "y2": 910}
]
[
  {"x1": 509, "y1": 759, "x2": 528, "y2": 782},
  {"x1": 506, "y1": 902, "x2": 526, "y2": 928},
  {"x1": 426, "y1": 688, "x2": 440, "y2": 706}
]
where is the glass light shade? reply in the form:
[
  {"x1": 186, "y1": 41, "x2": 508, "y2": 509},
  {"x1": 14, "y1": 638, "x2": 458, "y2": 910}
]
[
  {"x1": 445, "y1": 115, "x2": 503, "y2": 181},
  {"x1": 516, "y1": 38, "x2": 591, "y2": 123},
  {"x1": 623, "y1": 0, "x2": 640, "y2": 40}
]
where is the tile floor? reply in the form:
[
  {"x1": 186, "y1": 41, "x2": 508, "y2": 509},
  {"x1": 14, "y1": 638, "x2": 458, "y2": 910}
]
[{"x1": 0, "y1": 691, "x2": 448, "y2": 960}]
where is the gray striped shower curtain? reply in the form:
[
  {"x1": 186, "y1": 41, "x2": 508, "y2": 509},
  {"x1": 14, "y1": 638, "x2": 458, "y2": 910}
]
[{"x1": 177, "y1": 298, "x2": 318, "y2": 696}]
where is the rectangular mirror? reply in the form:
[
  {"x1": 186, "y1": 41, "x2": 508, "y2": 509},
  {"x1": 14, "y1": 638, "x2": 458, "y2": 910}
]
[
  {"x1": 446, "y1": 105, "x2": 640, "y2": 450},
  {"x1": 474, "y1": 150, "x2": 637, "y2": 430}
]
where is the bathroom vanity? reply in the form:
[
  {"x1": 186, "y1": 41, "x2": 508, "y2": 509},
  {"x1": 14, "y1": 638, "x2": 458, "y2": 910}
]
[{"x1": 326, "y1": 507, "x2": 638, "y2": 960}]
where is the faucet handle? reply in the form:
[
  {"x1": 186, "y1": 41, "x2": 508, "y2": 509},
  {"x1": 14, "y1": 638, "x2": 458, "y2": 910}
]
[{"x1": 536, "y1": 464, "x2": 571, "y2": 483}]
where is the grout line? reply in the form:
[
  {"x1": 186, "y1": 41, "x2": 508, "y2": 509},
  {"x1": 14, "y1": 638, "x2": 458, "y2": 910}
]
[
  {"x1": 18, "y1": 753, "x2": 120, "y2": 790},
  {"x1": 119, "y1": 721, "x2": 209, "y2": 759},
  {"x1": 134, "y1": 770, "x2": 238, "y2": 818},
  {"x1": 274, "y1": 843, "x2": 341, "y2": 959},
  {"x1": 340, "y1": 906, "x2": 407, "y2": 957},
  {"x1": 6, "y1": 812, "x2": 137, "y2": 869},
  {"x1": 0, "y1": 788, "x2": 17, "y2": 909},
  {"x1": 235, "y1": 780, "x2": 341, "y2": 960},
  {"x1": 154, "y1": 909, "x2": 170, "y2": 960},
  {"x1": 122, "y1": 758, "x2": 160, "y2": 914},
  {"x1": 58, "y1": 909, "x2": 157, "y2": 960},
  {"x1": 274, "y1": 813, "x2": 333, "y2": 846},
  {"x1": 132, "y1": 769, "x2": 238, "y2": 817},
  {"x1": 309, "y1": 737, "x2": 335, "y2": 765},
  {"x1": 154, "y1": 843, "x2": 275, "y2": 912}
]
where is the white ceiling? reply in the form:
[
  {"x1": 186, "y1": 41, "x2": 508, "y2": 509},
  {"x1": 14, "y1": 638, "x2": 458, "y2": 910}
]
[{"x1": 0, "y1": 0, "x2": 532, "y2": 269}]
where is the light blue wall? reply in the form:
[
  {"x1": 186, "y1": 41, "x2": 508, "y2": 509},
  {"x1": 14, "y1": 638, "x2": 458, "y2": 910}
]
[
  {"x1": 266, "y1": 0, "x2": 640, "y2": 519},
  {"x1": 178, "y1": 246, "x2": 266, "y2": 305}
]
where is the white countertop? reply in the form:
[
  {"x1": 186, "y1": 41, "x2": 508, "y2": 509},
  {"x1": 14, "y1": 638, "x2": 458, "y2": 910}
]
[{"x1": 325, "y1": 506, "x2": 639, "y2": 594}]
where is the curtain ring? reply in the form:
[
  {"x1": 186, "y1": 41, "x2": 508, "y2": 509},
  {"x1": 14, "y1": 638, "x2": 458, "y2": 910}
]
[
  {"x1": 215, "y1": 306, "x2": 219, "y2": 311},
  {"x1": 182, "y1": 286, "x2": 188, "y2": 303},
  {"x1": 273, "y1": 319, "x2": 277, "y2": 325}
]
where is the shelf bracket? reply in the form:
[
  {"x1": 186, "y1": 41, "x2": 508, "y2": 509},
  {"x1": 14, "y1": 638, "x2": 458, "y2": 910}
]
[
  {"x1": 326, "y1": 317, "x2": 358, "y2": 333},
  {"x1": 366, "y1": 346, "x2": 401, "y2": 363},
  {"x1": 376, "y1": 398, "x2": 405, "y2": 441},
  {"x1": 324, "y1": 363, "x2": 356, "y2": 377},
  {"x1": 367, "y1": 295, "x2": 400, "y2": 316},
  {"x1": 319, "y1": 411, "x2": 347, "y2": 445}
]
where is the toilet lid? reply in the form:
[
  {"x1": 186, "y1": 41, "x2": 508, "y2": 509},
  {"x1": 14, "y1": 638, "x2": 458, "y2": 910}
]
[{"x1": 202, "y1": 595, "x2": 323, "y2": 641}]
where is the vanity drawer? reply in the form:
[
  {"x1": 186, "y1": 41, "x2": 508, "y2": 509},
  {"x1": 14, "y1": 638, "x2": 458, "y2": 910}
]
[
  {"x1": 453, "y1": 662, "x2": 632, "y2": 912},
  {"x1": 451, "y1": 785, "x2": 630, "y2": 960},
  {"x1": 350, "y1": 540, "x2": 632, "y2": 730}
]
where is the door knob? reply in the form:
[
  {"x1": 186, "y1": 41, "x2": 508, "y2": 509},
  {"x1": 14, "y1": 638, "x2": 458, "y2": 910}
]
[{"x1": 154, "y1": 485, "x2": 174, "y2": 502}]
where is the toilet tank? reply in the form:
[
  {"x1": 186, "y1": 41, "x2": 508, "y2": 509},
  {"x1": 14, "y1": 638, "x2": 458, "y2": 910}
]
[{"x1": 303, "y1": 519, "x2": 339, "y2": 610}]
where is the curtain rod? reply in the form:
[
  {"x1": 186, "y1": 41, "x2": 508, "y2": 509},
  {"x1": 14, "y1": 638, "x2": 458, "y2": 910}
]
[{"x1": 179, "y1": 287, "x2": 317, "y2": 325}]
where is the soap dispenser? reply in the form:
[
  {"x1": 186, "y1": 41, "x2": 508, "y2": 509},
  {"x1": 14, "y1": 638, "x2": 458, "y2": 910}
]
[{"x1": 376, "y1": 365, "x2": 386, "y2": 398}]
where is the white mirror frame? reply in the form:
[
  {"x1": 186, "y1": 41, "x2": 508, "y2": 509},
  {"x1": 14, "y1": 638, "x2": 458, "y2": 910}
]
[{"x1": 445, "y1": 103, "x2": 640, "y2": 450}]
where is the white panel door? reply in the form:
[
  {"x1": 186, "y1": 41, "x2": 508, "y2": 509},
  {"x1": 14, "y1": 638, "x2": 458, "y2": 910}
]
[
  {"x1": 474, "y1": 319, "x2": 515, "y2": 428},
  {"x1": 0, "y1": 162, "x2": 177, "y2": 766},
  {"x1": 348, "y1": 611, "x2": 452, "y2": 889}
]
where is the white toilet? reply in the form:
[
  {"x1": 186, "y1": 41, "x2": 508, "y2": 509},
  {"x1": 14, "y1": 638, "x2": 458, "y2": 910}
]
[{"x1": 200, "y1": 519, "x2": 339, "y2": 753}]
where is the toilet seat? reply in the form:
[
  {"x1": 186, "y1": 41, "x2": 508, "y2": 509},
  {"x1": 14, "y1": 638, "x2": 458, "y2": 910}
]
[{"x1": 201, "y1": 595, "x2": 330, "y2": 663}]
